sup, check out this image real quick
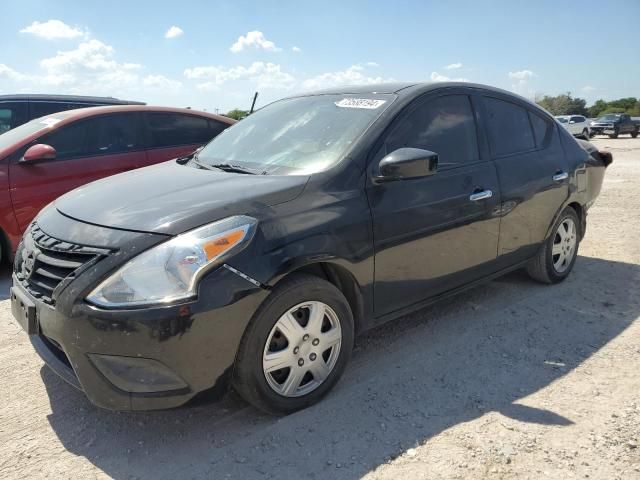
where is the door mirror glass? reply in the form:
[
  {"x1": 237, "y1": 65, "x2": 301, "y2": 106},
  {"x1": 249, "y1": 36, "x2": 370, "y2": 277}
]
[
  {"x1": 377, "y1": 147, "x2": 438, "y2": 182},
  {"x1": 22, "y1": 144, "x2": 57, "y2": 163}
]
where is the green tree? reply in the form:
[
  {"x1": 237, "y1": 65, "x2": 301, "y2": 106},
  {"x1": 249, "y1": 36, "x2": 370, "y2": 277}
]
[
  {"x1": 536, "y1": 93, "x2": 588, "y2": 116},
  {"x1": 225, "y1": 108, "x2": 249, "y2": 120},
  {"x1": 588, "y1": 99, "x2": 608, "y2": 118}
]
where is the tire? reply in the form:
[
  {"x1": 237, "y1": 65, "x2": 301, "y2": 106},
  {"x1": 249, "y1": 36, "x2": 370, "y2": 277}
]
[
  {"x1": 527, "y1": 207, "x2": 580, "y2": 284},
  {"x1": 609, "y1": 130, "x2": 619, "y2": 139},
  {"x1": 581, "y1": 128, "x2": 589, "y2": 139},
  {"x1": 233, "y1": 273, "x2": 354, "y2": 415},
  {"x1": 631, "y1": 130, "x2": 638, "y2": 138}
]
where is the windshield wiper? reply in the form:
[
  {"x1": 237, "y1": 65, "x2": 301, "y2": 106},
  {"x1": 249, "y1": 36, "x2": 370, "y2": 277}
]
[
  {"x1": 210, "y1": 163, "x2": 267, "y2": 175},
  {"x1": 191, "y1": 158, "x2": 216, "y2": 171}
]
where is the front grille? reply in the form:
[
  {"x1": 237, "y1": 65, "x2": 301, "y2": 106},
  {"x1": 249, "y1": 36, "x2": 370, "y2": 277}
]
[{"x1": 15, "y1": 224, "x2": 110, "y2": 306}]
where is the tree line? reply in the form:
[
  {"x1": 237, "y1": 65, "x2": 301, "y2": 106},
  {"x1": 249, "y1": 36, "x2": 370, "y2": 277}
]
[{"x1": 536, "y1": 93, "x2": 640, "y2": 118}]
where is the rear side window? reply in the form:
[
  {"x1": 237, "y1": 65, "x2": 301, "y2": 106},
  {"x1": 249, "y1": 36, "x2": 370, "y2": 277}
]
[
  {"x1": 85, "y1": 114, "x2": 140, "y2": 155},
  {"x1": 146, "y1": 113, "x2": 215, "y2": 148},
  {"x1": 378, "y1": 94, "x2": 479, "y2": 169},
  {"x1": 208, "y1": 119, "x2": 229, "y2": 138},
  {"x1": 483, "y1": 97, "x2": 535, "y2": 156},
  {"x1": 528, "y1": 111, "x2": 551, "y2": 148}
]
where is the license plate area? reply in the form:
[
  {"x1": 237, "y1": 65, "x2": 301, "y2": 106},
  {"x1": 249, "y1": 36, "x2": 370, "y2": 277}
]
[{"x1": 11, "y1": 286, "x2": 38, "y2": 335}]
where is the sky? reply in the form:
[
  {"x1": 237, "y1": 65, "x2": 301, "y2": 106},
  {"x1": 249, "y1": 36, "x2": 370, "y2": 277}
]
[{"x1": 2, "y1": 0, "x2": 639, "y2": 113}]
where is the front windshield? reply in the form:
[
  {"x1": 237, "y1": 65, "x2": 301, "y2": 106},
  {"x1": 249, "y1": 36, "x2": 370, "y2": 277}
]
[
  {"x1": 0, "y1": 112, "x2": 72, "y2": 150},
  {"x1": 598, "y1": 114, "x2": 620, "y2": 121},
  {"x1": 556, "y1": 117, "x2": 568, "y2": 123},
  {"x1": 196, "y1": 94, "x2": 394, "y2": 175}
]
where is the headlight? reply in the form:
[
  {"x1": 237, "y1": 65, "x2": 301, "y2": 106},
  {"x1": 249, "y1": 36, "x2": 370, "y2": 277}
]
[{"x1": 87, "y1": 215, "x2": 257, "y2": 308}]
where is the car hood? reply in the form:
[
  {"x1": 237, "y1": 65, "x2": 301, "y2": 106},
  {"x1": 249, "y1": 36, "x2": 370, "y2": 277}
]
[{"x1": 55, "y1": 160, "x2": 309, "y2": 235}]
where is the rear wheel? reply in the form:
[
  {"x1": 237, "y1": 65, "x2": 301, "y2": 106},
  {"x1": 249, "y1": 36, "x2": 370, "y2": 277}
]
[
  {"x1": 527, "y1": 207, "x2": 580, "y2": 284},
  {"x1": 233, "y1": 273, "x2": 354, "y2": 415}
]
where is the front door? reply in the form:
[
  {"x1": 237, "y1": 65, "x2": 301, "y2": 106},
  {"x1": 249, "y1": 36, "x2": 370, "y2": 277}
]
[
  {"x1": 367, "y1": 93, "x2": 501, "y2": 317},
  {"x1": 9, "y1": 113, "x2": 146, "y2": 230}
]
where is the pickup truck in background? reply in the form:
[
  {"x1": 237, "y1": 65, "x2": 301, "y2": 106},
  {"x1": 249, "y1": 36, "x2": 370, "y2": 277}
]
[{"x1": 590, "y1": 113, "x2": 640, "y2": 138}]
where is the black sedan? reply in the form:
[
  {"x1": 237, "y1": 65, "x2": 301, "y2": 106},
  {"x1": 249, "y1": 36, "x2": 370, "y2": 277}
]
[{"x1": 11, "y1": 82, "x2": 610, "y2": 414}]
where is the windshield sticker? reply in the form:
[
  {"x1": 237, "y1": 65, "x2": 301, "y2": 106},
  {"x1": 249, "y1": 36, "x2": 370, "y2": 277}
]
[
  {"x1": 40, "y1": 118, "x2": 62, "y2": 127},
  {"x1": 334, "y1": 98, "x2": 387, "y2": 109}
]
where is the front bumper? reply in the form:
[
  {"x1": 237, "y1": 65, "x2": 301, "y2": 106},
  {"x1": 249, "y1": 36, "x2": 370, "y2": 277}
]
[{"x1": 12, "y1": 265, "x2": 268, "y2": 411}]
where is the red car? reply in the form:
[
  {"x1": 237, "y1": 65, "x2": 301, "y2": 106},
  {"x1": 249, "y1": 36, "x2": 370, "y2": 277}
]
[{"x1": 0, "y1": 106, "x2": 235, "y2": 260}]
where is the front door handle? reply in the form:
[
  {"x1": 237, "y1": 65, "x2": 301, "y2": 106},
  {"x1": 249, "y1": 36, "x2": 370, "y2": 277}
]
[
  {"x1": 553, "y1": 171, "x2": 569, "y2": 182},
  {"x1": 469, "y1": 190, "x2": 493, "y2": 202}
]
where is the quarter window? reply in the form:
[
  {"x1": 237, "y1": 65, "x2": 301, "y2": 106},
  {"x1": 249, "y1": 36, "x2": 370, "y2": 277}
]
[
  {"x1": 146, "y1": 113, "x2": 216, "y2": 148},
  {"x1": 378, "y1": 95, "x2": 479, "y2": 169},
  {"x1": 483, "y1": 97, "x2": 535, "y2": 156}
]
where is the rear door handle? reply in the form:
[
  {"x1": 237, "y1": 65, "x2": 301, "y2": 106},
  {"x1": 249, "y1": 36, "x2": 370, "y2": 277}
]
[
  {"x1": 469, "y1": 190, "x2": 493, "y2": 202},
  {"x1": 553, "y1": 171, "x2": 569, "y2": 182}
]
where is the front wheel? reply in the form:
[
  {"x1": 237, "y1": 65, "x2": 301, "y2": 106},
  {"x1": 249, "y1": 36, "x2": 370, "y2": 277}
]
[
  {"x1": 631, "y1": 130, "x2": 638, "y2": 138},
  {"x1": 581, "y1": 128, "x2": 589, "y2": 139},
  {"x1": 609, "y1": 131, "x2": 619, "y2": 139},
  {"x1": 527, "y1": 207, "x2": 580, "y2": 284},
  {"x1": 233, "y1": 273, "x2": 354, "y2": 415}
]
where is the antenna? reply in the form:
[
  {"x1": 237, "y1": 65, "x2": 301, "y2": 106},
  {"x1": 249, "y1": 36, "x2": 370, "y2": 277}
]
[{"x1": 250, "y1": 92, "x2": 259, "y2": 114}]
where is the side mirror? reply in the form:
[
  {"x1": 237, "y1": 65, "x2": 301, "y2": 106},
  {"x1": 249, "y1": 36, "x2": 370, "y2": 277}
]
[
  {"x1": 376, "y1": 148, "x2": 438, "y2": 182},
  {"x1": 22, "y1": 144, "x2": 56, "y2": 163},
  {"x1": 569, "y1": 120, "x2": 575, "y2": 124}
]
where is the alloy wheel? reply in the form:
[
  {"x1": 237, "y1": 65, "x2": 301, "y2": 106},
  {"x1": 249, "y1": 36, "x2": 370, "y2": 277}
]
[
  {"x1": 552, "y1": 217, "x2": 577, "y2": 273},
  {"x1": 262, "y1": 301, "x2": 342, "y2": 397}
]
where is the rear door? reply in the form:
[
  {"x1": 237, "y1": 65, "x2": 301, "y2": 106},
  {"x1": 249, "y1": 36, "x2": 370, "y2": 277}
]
[
  {"x1": 140, "y1": 112, "x2": 229, "y2": 167},
  {"x1": 9, "y1": 112, "x2": 145, "y2": 230},
  {"x1": 367, "y1": 91, "x2": 501, "y2": 317},
  {"x1": 480, "y1": 95, "x2": 570, "y2": 265}
]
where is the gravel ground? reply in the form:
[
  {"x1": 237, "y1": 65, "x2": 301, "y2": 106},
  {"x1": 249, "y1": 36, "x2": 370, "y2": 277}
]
[{"x1": 0, "y1": 137, "x2": 638, "y2": 480}]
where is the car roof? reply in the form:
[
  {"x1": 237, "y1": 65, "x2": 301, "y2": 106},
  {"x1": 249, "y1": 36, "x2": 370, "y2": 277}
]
[
  {"x1": 0, "y1": 94, "x2": 144, "y2": 104},
  {"x1": 43, "y1": 105, "x2": 236, "y2": 125},
  {"x1": 291, "y1": 81, "x2": 544, "y2": 107}
]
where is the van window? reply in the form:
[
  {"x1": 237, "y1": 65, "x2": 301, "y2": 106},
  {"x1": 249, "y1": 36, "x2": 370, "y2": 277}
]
[
  {"x1": 378, "y1": 94, "x2": 479, "y2": 169},
  {"x1": 146, "y1": 113, "x2": 214, "y2": 148},
  {"x1": 483, "y1": 97, "x2": 535, "y2": 156},
  {"x1": 30, "y1": 102, "x2": 71, "y2": 120},
  {"x1": 0, "y1": 103, "x2": 28, "y2": 133}
]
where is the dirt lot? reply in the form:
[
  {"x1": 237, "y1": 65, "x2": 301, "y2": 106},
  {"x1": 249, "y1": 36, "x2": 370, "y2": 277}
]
[{"x1": 1, "y1": 137, "x2": 639, "y2": 480}]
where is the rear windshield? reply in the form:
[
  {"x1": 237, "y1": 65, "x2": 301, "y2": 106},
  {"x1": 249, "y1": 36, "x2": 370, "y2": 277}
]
[{"x1": 0, "y1": 112, "x2": 73, "y2": 150}]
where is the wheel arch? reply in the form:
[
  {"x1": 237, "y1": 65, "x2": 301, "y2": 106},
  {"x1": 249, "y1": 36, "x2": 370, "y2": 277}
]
[{"x1": 272, "y1": 261, "x2": 366, "y2": 334}]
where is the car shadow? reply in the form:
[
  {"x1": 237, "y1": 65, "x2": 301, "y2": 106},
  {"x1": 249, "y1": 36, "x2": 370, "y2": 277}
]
[{"x1": 42, "y1": 256, "x2": 639, "y2": 479}]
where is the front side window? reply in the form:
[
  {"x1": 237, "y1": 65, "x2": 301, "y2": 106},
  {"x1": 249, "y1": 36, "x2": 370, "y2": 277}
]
[
  {"x1": 196, "y1": 94, "x2": 394, "y2": 175},
  {"x1": 146, "y1": 113, "x2": 213, "y2": 148},
  {"x1": 39, "y1": 120, "x2": 90, "y2": 159},
  {"x1": 377, "y1": 94, "x2": 479, "y2": 169},
  {"x1": 483, "y1": 97, "x2": 535, "y2": 156}
]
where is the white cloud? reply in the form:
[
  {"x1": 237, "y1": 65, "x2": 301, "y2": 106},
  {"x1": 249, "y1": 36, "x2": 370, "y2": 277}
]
[
  {"x1": 292, "y1": 46, "x2": 302, "y2": 53},
  {"x1": 582, "y1": 85, "x2": 596, "y2": 93},
  {"x1": 230, "y1": 31, "x2": 281, "y2": 53},
  {"x1": 165, "y1": 26, "x2": 184, "y2": 39},
  {"x1": 20, "y1": 19, "x2": 86, "y2": 40},
  {"x1": 445, "y1": 62, "x2": 462, "y2": 70},
  {"x1": 0, "y1": 64, "x2": 25, "y2": 81},
  {"x1": 41, "y1": 39, "x2": 116, "y2": 71},
  {"x1": 430, "y1": 71, "x2": 468, "y2": 82},
  {"x1": 302, "y1": 64, "x2": 393, "y2": 90},
  {"x1": 185, "y1": 61, "x2": 294, "y2": 90},
  {"x1": 143, "y1": 74, "x2": 182, "y2": 91},
  {"x1": 508, "y1": 69, "x2": 535, "y2": 80},
  {"x1": 508, "y1": 70, "x2": 536, "y2": 98}
]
